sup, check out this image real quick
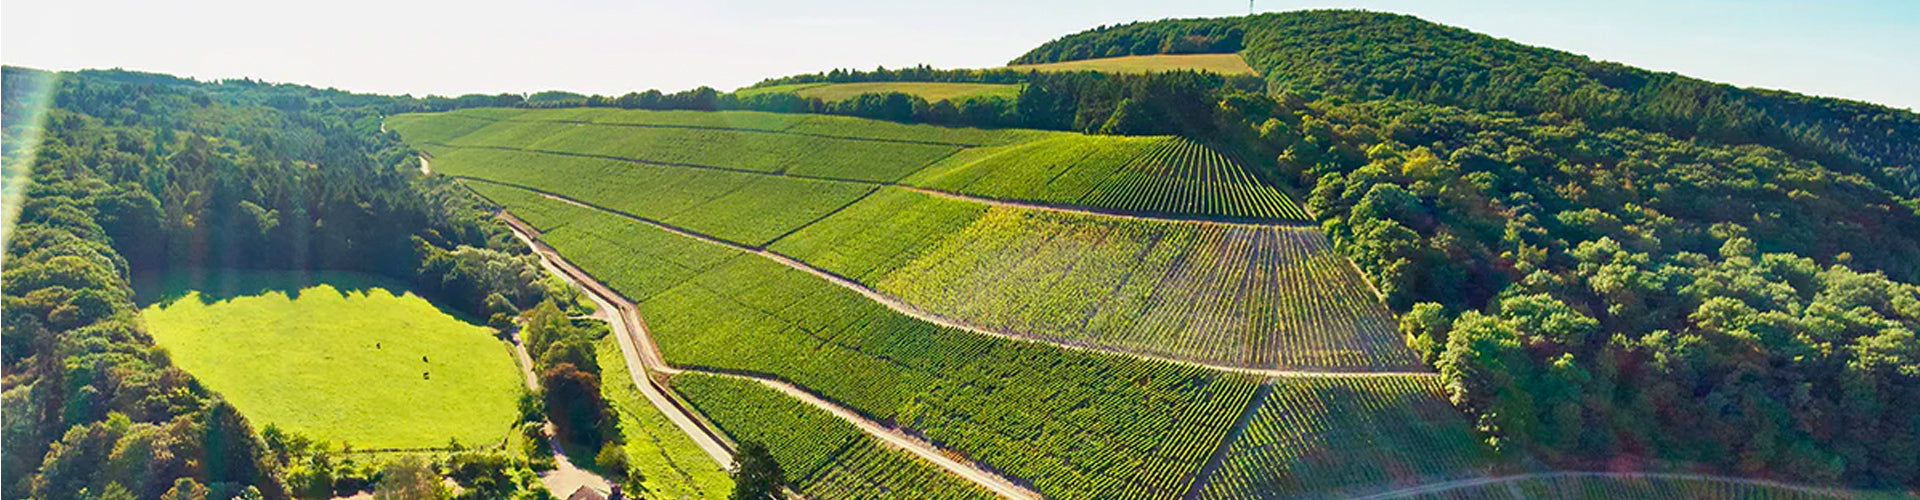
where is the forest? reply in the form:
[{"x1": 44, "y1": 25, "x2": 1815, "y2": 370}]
[
  {"x1": 0, "y1": 66, "x2": 567, "y2": 500},
  {"x1": 1019, "y1": 9, "x2": 1920, "y2": 490}
]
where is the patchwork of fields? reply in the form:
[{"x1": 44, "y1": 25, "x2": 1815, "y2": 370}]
[{"x1": 390, "y1": 107, "x2": 1488, "y2": 499}]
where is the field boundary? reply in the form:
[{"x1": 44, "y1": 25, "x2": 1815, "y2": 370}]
[
  {"x1": 441, "y1": 111, "x2": 996, "y2": 147},
  {"x1": 470, "y1": 177, "x2": 1433, "y2": 378}
]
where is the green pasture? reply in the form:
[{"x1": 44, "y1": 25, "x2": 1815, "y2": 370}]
[
  {"x1": 139, "y1": 270, "x2": 524, "y2": 450},
  {"x1": 1005, "y1": 53, "x2": 1258, "y2": 75}
]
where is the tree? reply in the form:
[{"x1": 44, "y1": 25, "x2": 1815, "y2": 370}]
[
  {"x1": 373, "y1": 456, "x2": 447, "y2": 500},
  {"x1": 729, "y1": 442, "x2": 783, "y2": 500}
]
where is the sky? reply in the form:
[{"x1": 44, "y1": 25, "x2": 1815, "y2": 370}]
[{"x1": 3, "y1": 0, "x2": 1917, "y2": 111}]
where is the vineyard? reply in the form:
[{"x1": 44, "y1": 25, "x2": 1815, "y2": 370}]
[
  {"x1": 903, "y1": 134, "x2": 1308, "y2": 221},
  {"x1": 485, "y1": 187, "x2": 1272, "y2": 499},
  {"x1": 1192, "y1": 375, "x2": 1495, "y2": 500},
  {"x1": 1394, "y1": 474, "x2": 1858, "y2": 500},
  {"x1": 776, "y1": 189, "x2": 1419, "y2": 370},
  {"x1": 1005, "y1": 53, "x2": 1260, "y2": 75},
  {"x1": 399, "y1": 108, "x2": 1487, "y2": 499},
  {"x1": 670, "y1": 373, "x2": 1000, "y2": 500},
  {"x1": 737, "y1": 81, "x2": 1022, "y2": 103}
]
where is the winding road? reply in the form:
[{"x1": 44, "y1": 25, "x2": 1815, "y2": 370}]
[{"x1": 501, "y1": 212, "x2": 1043, "y2": 500}]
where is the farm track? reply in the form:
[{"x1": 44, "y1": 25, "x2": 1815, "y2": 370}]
[
  {"x1": 1352, "y1": 471, "x2": 1865, "y2": 500},
  {"x1": 506, "y1": 318, "x2": 614, "y2": 498},
  {"x1": 500, "y1": 211, "x2": 1044, "y2": 500},
  {"x1": 474, "y1": 177, "x2": 1431, "y2": 378},
  {"x1": 434, "y1": 142, "x2": 1310, "y2": 228}
]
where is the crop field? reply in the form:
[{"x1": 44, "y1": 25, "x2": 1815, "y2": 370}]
[
  {"x1": 433, "y1": 147, "x2": 874, "y2": 246},
  {"x1": 1192, "y1": 375, "x2": 1493, "y2": 500},
  {"x1": 595, "y1": 337, "x2": 732, "y2": 499},
  {"x1": 742, "y1": 81, "x2": 1022, "y2": 103},
  {"x1": 409, "y1": 114, "x2": 960, "y2": 182},
  {"x1": 1005, "y1": 53, "x2": 1259, "y2": 75},
  {"x1": 774, "y1": 189, "x2": 1418, "y2": 370},
  {"x1": 487, "y1": 188, "x2": 1265, "y2": 499},
  {"x1": 137, "y1": 270, "x2": 523, "y2": 449},
  {"x1": 1397, "y1": 475, "x2": 1856, "y2": 500},
  {"x1": 904, "y1": 134, "x2": 1308, "y2": 221},
  {"x1": 670, "y1": 373, "x2": 998, "y2": 500}
]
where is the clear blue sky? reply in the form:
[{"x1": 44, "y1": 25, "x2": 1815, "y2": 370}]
[{"x1": 4, "y1": 0, "x2": 1916, "y2": 110}]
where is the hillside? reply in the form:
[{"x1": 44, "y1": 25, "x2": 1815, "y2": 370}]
[
  {"x1": 1020, "y1": 10, "x2": 1920, "y2": 492},
  {"x1": 1015, "y1": 10, "x2": 1920, "y2": 199}
]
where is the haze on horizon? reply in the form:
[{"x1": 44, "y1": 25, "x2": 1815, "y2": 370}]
[{"x1": 3, "y1": 0, "x2": 1916, "y2": 111}]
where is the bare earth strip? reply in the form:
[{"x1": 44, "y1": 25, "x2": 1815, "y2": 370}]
[
  {"x1": 500, "y1": 212, "x2": 1043, "y2": 500},
  {"x1": 478, "y1": 177, "x2": 1427, "y2": 378}
]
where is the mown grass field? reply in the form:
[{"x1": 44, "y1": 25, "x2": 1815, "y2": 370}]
[
  {"x1": 737, "y1": 82, "x2": 1021, "y2": 103},
  {"x1": 595, "y1": 337, "x2": 732, "y2": 500},
  {"x1": 1006, "y1": 53, "x2": 1258, "y2": 75},
  {"x1": 670, "y1": 373, "x2": 999, "y2": 500},
  {"x1": 138, "y1": 270, "x2": 523, "y2": 449}
]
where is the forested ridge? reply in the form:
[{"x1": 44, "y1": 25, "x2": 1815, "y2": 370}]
[
  {"x1": 0, "y1": 66, "x2": 565, "y2": 500},
  {"x1": 1017, "y1": 10, "x2": 1920, "y2": 490}
]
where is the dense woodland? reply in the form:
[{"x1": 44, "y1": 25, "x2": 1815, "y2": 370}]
[
  {"x1": 1022, "y1": 10, "x2": 1920, "y2": 490},
  {"x1": 0, "y1": 67, "x2": 566, "y2": 500}
]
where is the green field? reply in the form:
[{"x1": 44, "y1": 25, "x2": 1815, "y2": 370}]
[
  {"x1": 1006, "y1": 53, "x2": 1258, "y2": 75},
  {"x1": 138, "y1": 270, "x2": 524, "y2": 449},
  {"x1": 1193, "y1": 375, "x2": 1495, "y2": 499},
  {"x1": 774, "y1": 187, "x2": 1415, "y2": 370},
  {"x1": 595, "y1": 337, "x2": 732, "y2": 500},
  {"x1": 393, "y1": 108, "x2": 1299, "y2": 222},
  {"x1": 670, "y1": 373, "x2": 998, "y2": 500},
  {"x1": 904, "y1": 134, "x2": 1307, "y2": 221},
  {"x1": 738, "y1": 82, "x2": 1021, "y2": 103},
  {"x1": 488, "y1": 188, "x2": 1266, "y2": 500}
]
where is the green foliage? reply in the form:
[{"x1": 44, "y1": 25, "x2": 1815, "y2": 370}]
[
  {"x1": 673, "y1": 374, "x2": 997, "y2": 500},
  {"x1": 1194, "y1": 376, "x2": 1496, "y2": 499},
  {"x1": 592, "y1": 336, "x2": 732, "y2": 499},
  {"x1": 373, "y1": 457, "x2": 447, "y2": 500},
  {"x1": 728, "y1": 442, "x2": 784, "y2": 500}
]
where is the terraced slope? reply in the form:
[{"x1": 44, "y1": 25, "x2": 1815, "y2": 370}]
[
  {"x1": 905, "y1": 134, "x2": 1308, "y2": 221},
  {"x1": 391, "y1": 108, "x2": 1300, "y2": 222},
  {"x1": 773, "y1": 188, "x2": 1418, "y2": 371},
  {"x1": 1192, "y1": 375, "x2": 1495, "y2": 500},
  {"x1": 671, "y1": 373, "x2": 1000, "y2": 500},
  {"x1": 474, "y1": 185, "x2": 1267, "y2": 500}
]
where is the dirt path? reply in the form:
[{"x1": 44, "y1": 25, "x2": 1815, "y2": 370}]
[
  {"x1": 1352, "y1": 471, "x2": 1863, "y2": 500},
  {"x1": 501, "y1": 212, "x2": 1043, "y2": 500},
  {"x1": 505, "y1": 327, "x2": 613, "y2": 499},
  {"x1": 504, "y1": 215, "x2": 736, "y2": 468},
  {"x1": 479, "y1": 179, "x2": 1428, "y2": 379}
]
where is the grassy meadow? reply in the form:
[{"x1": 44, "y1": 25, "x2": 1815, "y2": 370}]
[{"x1": 139, "y1": 270, "x2": 524, "y2": 449}]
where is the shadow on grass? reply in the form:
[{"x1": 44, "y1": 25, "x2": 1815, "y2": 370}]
[{"x1": 131, "y1": 268, "x2": 490, "y2": 326}]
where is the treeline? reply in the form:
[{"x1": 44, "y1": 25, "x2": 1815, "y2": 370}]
[
  {"x1": 1017, "y1": 10, "x2": 1920, "y2": 198},
  {"x1": 1, "y1": 66, "x2": 559, "y2": 499},
  {"x1": 1011, "y1": 18, "x2": 1244, "y2": 63},
  {"x1": 511, "y1": 70, "x2": 1262, "y2": 137}
]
